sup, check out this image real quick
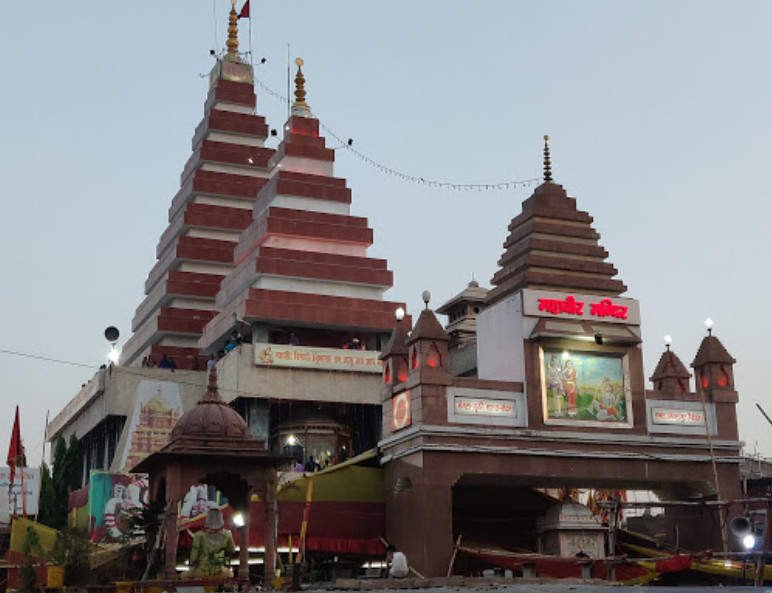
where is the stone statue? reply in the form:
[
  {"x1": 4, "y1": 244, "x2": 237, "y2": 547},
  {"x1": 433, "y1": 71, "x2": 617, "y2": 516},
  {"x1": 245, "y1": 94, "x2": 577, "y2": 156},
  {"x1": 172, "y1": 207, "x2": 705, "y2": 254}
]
[{"x1": 189, "y1": 507, "x2": 235, "y2": 577}]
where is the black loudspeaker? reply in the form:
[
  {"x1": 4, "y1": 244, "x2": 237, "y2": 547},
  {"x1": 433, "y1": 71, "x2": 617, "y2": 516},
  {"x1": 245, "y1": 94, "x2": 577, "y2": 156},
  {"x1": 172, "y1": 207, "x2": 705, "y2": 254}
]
[{"x1": 104, "y1": 326, "x2": 120, "y2": 342}]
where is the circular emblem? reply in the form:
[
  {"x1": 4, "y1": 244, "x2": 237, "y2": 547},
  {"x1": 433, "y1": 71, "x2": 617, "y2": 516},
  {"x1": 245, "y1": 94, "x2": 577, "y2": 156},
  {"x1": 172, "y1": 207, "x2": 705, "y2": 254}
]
[{"x1": 392, "y1": 392, "x2": 411, "y2": 431}]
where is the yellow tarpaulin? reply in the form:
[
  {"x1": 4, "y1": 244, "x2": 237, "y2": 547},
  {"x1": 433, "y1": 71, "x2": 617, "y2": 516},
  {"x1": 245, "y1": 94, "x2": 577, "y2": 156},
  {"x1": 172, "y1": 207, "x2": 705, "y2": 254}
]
[
  {"x1": 9, "y1": 518, "x2": 58, "y2": 557},
  {"x1": 278, "y1": 450, "x2": 384, "y2": 503}
]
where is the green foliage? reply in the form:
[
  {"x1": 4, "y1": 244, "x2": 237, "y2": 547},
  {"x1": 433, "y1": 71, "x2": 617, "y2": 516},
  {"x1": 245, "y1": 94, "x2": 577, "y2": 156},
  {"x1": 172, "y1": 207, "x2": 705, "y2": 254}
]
[
  {"x1": 64, "y1": 435, "x2": 82, "y2": 488},
  {"x1": 48, "y1": 527, "x2": 91, "y2": 585},
  {"x1": 135, "y1": 497, "x2": 165, "y2": 534},
  {"x1": 37, "y1": 463, "x2": 57, "y2": 528},
  {"x1": 39, "y1": 435, "x2": 81, "y2": 529},
  {"x1": 20, "y1": 526, "x2": 42, "y2": 592},
  {"x1": 22, "y1": 525, "x2": 42, "y2": 556},
  {"x1": 137, "y1": 498, "x2": 167, "y2": 580},
  {"x1": 51, "y1": 437, "x2": 67, "y2": 486},
  {"x1": 19, "y1": 561, "x2": 37, "y2": 592}
]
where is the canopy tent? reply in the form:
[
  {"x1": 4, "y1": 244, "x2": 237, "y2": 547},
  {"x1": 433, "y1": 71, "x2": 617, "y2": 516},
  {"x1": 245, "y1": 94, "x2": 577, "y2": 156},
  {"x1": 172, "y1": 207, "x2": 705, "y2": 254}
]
[{"x1": 254, "y1": 450, "x2": 385, "y2": 556}]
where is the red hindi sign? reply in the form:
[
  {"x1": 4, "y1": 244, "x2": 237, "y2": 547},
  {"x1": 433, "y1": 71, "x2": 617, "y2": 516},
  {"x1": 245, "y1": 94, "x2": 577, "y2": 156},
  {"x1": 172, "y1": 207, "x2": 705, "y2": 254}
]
[{"x1": 522, "y1": 289, "x2": 641, "y2": 325}]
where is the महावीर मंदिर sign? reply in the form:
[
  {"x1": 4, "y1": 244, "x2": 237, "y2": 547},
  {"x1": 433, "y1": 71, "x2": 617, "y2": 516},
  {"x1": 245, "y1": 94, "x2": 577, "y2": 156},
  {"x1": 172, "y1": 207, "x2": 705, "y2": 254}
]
[
  {"x1": 539, "y1": 296, "x2": 626, "y2": 319},
  {"x1": 254, "y1": 343, "x2": 383, "y2": 373},
  {"x1": 651, "y1": 408, "x2": 706, "y2": 426},
  {"x1": 522, "y1": 289, "x2": 641, "y2": 325},
  {"x1": 454, "y1": 397, "x2": 517, "y2": 418}
]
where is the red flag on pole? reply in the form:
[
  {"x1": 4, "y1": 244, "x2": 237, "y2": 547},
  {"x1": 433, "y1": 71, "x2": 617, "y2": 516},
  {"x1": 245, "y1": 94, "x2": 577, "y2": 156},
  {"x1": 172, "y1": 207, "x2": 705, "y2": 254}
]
[
  {"x1": 7, "y1": 406, "x2": 22, "y2": 486},
  {"x1": 238, "y1": 0, "x2": 250, "y2": 19}
]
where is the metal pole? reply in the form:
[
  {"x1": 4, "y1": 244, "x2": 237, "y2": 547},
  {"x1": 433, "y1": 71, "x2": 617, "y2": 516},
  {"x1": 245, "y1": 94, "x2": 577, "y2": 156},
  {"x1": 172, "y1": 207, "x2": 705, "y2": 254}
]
[
  {"x1": 755, "y1": 508, "x2": 769, "y2": 587},
  {"x1": 607, "y1": 499, "x2": 618, "y2": 581},
  {"x1": 239, "y1": 519, "x2": 249, "y2": 591},
  {"x1": 286, "y1": 44, "x2": 291, "y2": 118},
  {"x1": 698, "y1": 387, "x2": 729, "y2": 553}
]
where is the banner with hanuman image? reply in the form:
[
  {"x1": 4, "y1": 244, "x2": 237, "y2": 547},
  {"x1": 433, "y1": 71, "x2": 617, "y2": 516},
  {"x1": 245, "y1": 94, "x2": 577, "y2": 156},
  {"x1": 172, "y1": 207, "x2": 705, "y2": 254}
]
[
  {"x1": 542, "y1": 349, "x2": 628, "y2": 424},
  {"x1": 89, "y1": 471, "x2": 149, "y2": 543}
]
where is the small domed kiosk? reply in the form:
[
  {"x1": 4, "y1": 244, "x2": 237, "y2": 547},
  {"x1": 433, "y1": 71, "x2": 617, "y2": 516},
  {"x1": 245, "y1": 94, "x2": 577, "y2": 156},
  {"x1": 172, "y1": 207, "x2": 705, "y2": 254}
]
[{"x1": 134, "y1": 367, "x2": 285, "y2": 587}]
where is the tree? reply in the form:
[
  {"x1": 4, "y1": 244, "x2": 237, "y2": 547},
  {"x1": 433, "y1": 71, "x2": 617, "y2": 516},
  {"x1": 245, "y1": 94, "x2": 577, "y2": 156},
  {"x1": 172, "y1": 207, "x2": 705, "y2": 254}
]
[
  {"x1": 63, "y1": 435, "x2": 81, "y2": 489},
  {"x1": 19, "y1": 525, "x2": 42, "y2": 592},
  {"x1": 38, "y1": 436, "x2": 81, "y2": 529},
  {"x1": 37, "y1": 463, "x2": 57, "y2": 527},
  {"x1": 50, "y1": 527, "x2": 91, "y2": 585}
]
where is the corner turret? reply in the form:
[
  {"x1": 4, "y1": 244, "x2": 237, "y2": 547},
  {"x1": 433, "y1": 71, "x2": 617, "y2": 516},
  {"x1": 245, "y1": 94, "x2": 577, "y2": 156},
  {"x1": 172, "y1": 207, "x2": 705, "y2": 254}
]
[
  {"x1": 407, "y1": 291, "x2": 450, "y2": 377},
  {"x1": 692, "y1": 326, "x2": 737, "y2": 401},
  {"x1": 380, "y1": 307, "x2": 411, "y2": 391},
  {"x1": 650, "y1": 343, "x2": 691, "y2": 395}
]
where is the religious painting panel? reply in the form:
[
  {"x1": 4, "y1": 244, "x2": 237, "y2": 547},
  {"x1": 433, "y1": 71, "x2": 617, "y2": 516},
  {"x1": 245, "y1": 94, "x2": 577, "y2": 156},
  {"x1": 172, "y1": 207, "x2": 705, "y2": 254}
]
[
  {"x1": 88, "y1": 471, "x2": 149, "y2": 543},
  {"x1": 540, "y1": 347, "x2": 633, "y2": 428},
  {"x1": 115, "y1": 380, "x2": 184, "y2": 472},
  {"x1": 180, "y1": 483, "x2": 221, "y2": 521}
]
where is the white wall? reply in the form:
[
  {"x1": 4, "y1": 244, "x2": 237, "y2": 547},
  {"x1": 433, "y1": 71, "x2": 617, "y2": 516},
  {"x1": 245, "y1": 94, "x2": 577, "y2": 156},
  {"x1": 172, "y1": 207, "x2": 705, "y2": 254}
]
[{"x1": 476, "y1": 292, "x2": 526, "y2": 383}]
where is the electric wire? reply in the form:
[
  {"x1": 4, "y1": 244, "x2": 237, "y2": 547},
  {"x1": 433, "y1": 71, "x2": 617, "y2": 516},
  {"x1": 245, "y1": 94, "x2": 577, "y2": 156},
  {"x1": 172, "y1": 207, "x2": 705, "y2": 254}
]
[
  {"x1": 0, "y1": 346, "x2": 315, "y2": 403},
  {"x1": 251, "y1": 73, "x2": 542, "y2": 192}
]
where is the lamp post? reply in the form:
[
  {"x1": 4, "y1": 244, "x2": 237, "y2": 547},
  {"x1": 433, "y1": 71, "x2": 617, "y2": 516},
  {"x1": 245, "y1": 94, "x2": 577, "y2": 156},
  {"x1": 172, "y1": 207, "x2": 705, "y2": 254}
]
[
  {"x1": 233, "y1": 510, "x2": 250, "y2": 591},
  {"x1": 105, "y1": 326, "x2": 120, "y2": 364}
]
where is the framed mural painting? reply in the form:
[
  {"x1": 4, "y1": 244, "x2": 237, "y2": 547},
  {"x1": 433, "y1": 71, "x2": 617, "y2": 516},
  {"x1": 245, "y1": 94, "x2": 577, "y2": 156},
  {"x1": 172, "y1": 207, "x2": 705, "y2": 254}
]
[{"x1": 539, "y1": 347, "x2": 633, "y2": 428}]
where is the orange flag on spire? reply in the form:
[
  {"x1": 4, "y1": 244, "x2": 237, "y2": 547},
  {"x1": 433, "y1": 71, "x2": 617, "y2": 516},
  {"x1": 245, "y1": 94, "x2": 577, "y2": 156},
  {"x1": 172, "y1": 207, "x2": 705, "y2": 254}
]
[
  {"x1": 238, "y1": 0, "x2": 250, "y2": 19},
  {"x1": 7, "y1": 406, "x2": 22, "y2": 486}
]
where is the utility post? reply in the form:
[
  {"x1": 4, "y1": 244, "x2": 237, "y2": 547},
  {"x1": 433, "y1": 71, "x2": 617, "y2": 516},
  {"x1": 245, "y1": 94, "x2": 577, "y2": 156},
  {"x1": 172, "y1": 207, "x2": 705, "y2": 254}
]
[{"x1": 755, "y1": 505, "x2": 770, "y2": 587}]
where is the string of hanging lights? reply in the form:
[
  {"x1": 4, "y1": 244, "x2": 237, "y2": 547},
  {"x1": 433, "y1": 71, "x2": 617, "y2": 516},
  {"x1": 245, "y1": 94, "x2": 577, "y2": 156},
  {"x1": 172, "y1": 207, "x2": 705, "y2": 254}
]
[{"x1": 252, "y1": 74, "x2": 542, "y2": 192}]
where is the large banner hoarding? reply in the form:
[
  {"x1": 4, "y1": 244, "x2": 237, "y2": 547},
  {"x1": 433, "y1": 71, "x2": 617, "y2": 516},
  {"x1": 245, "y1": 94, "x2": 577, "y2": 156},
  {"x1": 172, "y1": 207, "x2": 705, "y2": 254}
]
[
  {"x1": 88, "y1": 471, "x2": 149, "y2": 543},
  {"x1": 0, "y1": 467, "x2": 40, "y2": 521}
]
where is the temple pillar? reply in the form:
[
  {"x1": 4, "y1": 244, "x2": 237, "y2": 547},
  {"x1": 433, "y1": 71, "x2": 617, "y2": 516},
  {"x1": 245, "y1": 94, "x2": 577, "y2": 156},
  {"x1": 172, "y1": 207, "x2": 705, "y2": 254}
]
[
  {"x1": 163, "y1": 500, "x2": 180, "y2": 579},
  {"x1": 239, "y1": 520, "x2": 250, "y2": 590},
  {"x1": 263, "y1": 468, "x2": 278, "y2": 588},
  {"x1": 386, "y1": 458, "x2": 454, "y2": 577},
  {"x1": 416, "y1": 482, "x2": 454, "y2": 576}
]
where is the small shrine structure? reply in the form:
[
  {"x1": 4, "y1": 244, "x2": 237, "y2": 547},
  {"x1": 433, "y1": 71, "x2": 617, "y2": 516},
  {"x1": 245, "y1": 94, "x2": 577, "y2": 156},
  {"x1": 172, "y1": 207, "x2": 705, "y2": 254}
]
[
  {"x1": 537, "y1": 500, "x2": 606, "y2": 559},
  {"x1": 134, "y1": 367, "x2": 284, "y2": 587}
]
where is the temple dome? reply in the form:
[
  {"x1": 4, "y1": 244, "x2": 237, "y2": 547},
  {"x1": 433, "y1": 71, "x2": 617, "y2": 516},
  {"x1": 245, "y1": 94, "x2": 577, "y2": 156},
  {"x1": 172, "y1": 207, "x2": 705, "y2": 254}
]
[{"x1": 171, "y1": 367, "x2": 248, "y2": 439}]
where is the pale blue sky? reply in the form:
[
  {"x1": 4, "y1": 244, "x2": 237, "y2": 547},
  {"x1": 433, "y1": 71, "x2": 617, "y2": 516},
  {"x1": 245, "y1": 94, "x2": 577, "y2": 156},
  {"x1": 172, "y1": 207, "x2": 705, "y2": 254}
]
[{"x1": 1, "y1": 1, "x2": 770, "y2": 464}]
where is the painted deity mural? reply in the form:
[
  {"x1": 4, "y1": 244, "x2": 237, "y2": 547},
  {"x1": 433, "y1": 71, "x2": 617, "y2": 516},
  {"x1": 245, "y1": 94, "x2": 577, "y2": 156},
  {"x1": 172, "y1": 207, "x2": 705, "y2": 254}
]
[
  {"x1": 115, "y1": 380, "x2": 183, "y2": 472},
  {"x1": 542, "y1": 349, "x2": 628, "y2": 424},
  {"x1": 89, "y1": 471, "x2": 149, "y2": 543}
]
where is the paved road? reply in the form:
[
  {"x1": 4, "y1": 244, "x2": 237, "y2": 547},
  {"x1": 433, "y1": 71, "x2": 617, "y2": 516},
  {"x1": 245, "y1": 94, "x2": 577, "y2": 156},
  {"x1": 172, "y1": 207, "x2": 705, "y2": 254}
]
[{"x1": 317, "y1": 585, "x2": 769, "y2": 593}]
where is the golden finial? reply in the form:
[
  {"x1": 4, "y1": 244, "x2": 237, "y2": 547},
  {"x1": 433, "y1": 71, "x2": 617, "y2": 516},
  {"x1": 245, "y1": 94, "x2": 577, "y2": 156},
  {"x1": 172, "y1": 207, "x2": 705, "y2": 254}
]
[
  {"x1": 226, "y1": 0, "x2": 239, "y2": 59},
  {"x1": 292, "y1": 57, "x2": 311, "y2": 116},
  {"x1": 292, "y1": 58, "x2": 311, "y2": 117},
  {"x1": 543, "y1": 134, "x2": 553, "y2": 182}
]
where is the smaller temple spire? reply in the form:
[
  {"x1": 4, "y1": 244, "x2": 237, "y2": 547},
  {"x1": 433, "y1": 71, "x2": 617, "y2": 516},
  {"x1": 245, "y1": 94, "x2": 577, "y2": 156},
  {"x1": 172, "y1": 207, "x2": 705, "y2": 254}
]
[
  {"x1": 226, "y1": 0, "x2": 239, "y2": 59},
  {"x1": 202, "y1": 366, "x2": 223, "y2": 403},
  {"x1": 651, "y1": 344, "x2": 691, "y2": 395},
  {"x1": 543, "y1": 134, "x2": 553, "y2": 182},
  {"x1": 292, "y1": 57, "x2": 312, "y2": 117}
]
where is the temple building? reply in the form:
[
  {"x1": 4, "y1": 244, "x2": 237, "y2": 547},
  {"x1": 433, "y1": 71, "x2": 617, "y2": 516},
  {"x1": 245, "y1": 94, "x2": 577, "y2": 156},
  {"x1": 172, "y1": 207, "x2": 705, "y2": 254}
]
[
  {"x1": 379, "y1": 137, "x2": 743, "y2": 576},
  {"x1": 47, "y1": 7, "x2": 747, "y2": 581},
  {"x1": 48, "y1": 5, "x2": 406, "y2": 478}
]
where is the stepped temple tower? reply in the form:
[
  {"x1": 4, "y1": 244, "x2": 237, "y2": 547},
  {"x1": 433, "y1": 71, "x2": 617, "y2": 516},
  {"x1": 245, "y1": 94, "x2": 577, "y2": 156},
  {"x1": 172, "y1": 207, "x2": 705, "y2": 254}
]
[
  {"x1": 122, "y1": 14, "x2": 274, "y2": 370},
  {"x1": 49, "y1": 7, "x2": 407, "y2": 485}
]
